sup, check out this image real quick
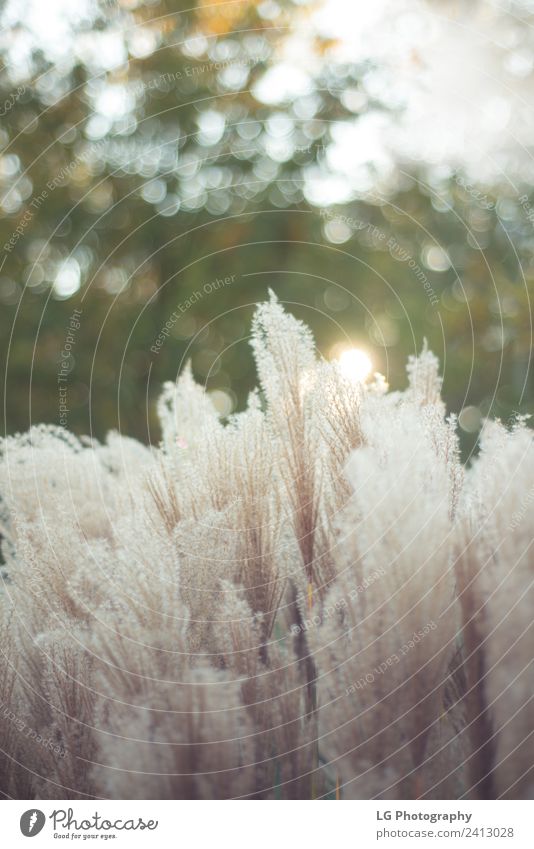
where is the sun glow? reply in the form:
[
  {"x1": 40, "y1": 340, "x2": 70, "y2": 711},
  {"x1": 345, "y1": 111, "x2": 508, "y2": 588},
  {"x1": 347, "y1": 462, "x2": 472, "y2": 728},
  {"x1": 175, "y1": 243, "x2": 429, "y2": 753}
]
[{"x1": 337, "y1": 348, "x2": 373, "y2": 383}]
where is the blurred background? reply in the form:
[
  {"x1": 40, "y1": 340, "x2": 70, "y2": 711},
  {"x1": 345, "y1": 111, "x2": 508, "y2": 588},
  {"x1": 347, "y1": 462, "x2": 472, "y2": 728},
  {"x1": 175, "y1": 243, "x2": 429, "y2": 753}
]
[{"x1": 1, "y1": 0, "x2": 533, "y2": 458}]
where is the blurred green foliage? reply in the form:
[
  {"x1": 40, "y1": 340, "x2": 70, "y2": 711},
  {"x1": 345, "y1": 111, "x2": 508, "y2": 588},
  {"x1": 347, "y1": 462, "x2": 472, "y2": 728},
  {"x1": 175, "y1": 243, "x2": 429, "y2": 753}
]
[{"x1": 0, "y1": 0, "x2": 532, "y2": 460}]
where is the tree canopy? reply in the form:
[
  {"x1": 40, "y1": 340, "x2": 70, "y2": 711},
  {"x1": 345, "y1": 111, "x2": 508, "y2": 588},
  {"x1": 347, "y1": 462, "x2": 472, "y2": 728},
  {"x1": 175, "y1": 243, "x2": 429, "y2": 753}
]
[{"x1": 1, "y1": 0, "x2": 533, "y2": 458}]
